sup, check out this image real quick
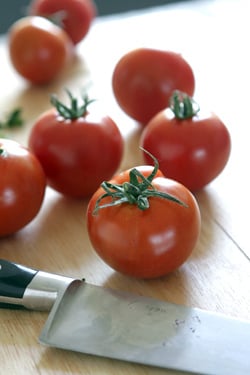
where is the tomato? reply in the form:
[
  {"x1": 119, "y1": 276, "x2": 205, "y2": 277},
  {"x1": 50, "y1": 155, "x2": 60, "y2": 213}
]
[
  {"x1": 87, "y1": 157, "x2": 201, "y2": 279},
  {"x1": 29, "y1": 0, "x2": 96, "y2": 45},
  {"x1": 0, "y1": 139, "x2": 46, "y2": 237},
  {"x1": 112, "y1": 48, "x2": 195, "y2": 124},
  {"x1": 8, "y1": 16, "x2": 73, "y2": 85},
  {"x1": 140, "y1": 91, "x2": 231, "y2": 192},
  {"x1": 28, "y1": 91, "x2": 124, "y2": 198}
]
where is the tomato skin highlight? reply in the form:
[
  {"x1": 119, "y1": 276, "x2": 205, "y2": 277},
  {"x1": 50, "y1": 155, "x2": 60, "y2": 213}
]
[
  {"x1": 87, "y1": 171, "x2": 201, "y2": 279},
  {"x1": 140, "y1": 108, "x2": 231, "y2": 192},
  {"x1": 29, "y1": 0, "x2": 96, "y2": 45},
  {"x1": 8, "y1": 16, "x2": 73, "y2": 85},
  {"x1": 112, "y1": 48, "x2": 195, "y2": 124},
  {"x1": 0, "y1": 139, "x2": 46, "y2": 237},
  {"x1": 28, "y1": 108, "x2": 124, "y2": 198}
]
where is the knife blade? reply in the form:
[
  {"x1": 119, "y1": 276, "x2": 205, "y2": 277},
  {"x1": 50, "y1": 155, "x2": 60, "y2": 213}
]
[{"x1": 0, "y1": 259, "x2": 249, "y2": 375}]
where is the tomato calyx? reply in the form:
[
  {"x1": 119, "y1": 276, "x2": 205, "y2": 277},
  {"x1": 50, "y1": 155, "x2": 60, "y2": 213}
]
[
  {"x1": 51, "y1": 90, "x2": 95, "y2": 119},
  {"x1": 93, "y1": 149, "x2": 187, "y2": 214},
  {"x1": 0, "y1": 108, "x2": 24, "y2": 129},
  {"x1": 170, "y1": 90, "x2": 200, "y2": 120},
  {"x1": 43, "y1": 11, "x2": 67, "y2": 29}
]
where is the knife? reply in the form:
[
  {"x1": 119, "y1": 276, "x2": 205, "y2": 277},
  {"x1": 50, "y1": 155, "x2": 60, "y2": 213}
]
[{"x1": 0, "y1": 259, "x2": 249, "y2": 375}]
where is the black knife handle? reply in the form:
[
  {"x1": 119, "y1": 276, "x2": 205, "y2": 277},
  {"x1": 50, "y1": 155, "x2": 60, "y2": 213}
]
[{"x1": 0, "y1": 259, "x2": 37, "y2": 298}]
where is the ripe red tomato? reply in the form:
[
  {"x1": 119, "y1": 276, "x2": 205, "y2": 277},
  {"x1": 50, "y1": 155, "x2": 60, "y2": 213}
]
[
  {"x1": 112, "y1": 48, "x2": 195, "y2": 124},
  {"x1": 28, "y1": 92, "x2": 124, "y2": 198},
  {"x1": 87, "y1": 159, "x2": 201, "y2": 279},
  {"x1": 0, "y1": 139, "x2": 46, "y2": 237},
  {"x1": 8, "y1": 16, "x2": 73, "y2": 85},
  {"x1": 29, "y1": 0, "x2": 96, "y2": 45},
  {"x1": 140, "y1": 91, "x2": 231, "y2": 192}
]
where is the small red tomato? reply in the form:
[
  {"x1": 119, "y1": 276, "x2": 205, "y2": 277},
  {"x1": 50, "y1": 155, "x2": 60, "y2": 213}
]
[
  {"x1": 112, "y1": 48, "x2": 195, "y2": 124},
  {"x1": 0, "y1": 139, "x2": 46, "y2": 237},
  {"x1": 29, "y1": 0, "x2": 96, "y2": 45},
  {"x1": 87, "y1": 155, "x2": 201, "y2": 279},
  {"x1": 140, "y1": 91, "x2": 231, "y2": 192},
  {"x1": 8, "y1": 16, "x2": 73, "y2": 85},
  {"x1": 28, "y1": 91, "x2": 124, "y2": 198}
]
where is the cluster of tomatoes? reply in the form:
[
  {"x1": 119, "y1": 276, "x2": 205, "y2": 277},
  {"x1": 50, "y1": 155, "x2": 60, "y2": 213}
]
[
  {"x1": 8, "y1": 0, "x2": 96, "y2": 84},
  {"x1": 87, "y1": 48, "x2": 231, "y2": 279},
  {"x1": 1, "y1": 2, "x2": 231, "y2": 280},
  {"x1": 112, "y1": 48, "x2": 232, "y2": 192}
]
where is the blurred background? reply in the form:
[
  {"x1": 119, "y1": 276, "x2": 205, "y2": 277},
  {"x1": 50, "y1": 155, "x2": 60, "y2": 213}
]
[{"x1": 0, "y1": 0, "x2": 190, "y2": 34}]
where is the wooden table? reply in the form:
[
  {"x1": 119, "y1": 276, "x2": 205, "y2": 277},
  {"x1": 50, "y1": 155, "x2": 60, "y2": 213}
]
[{"x1": 1, "y1": 0, "x2": 250, "y2": 373}]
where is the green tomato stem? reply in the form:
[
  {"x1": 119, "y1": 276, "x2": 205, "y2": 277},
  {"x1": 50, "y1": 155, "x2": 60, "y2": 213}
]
[
  {"x1": 0, "y1": 147, "x2": 7, "y2": 156},
  {"x1": 93, "y1": 148, "x2": 187, "y2": 214},
  {"x1": 0, "y1": 108, "x2": 24, "y2": 129},
  {"x1": 51, "y1": 89, "x2": 95, "y2": 120},
  {"x1": 170, "y1": 90, "x2": 200, "y2": 119}
]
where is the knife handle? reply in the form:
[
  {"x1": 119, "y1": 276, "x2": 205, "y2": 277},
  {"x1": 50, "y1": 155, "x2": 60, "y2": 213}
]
[
  {"x1": 0, "y1": 259, "x2": 74, "y2": 311},
  {"x1": 0, "y1": 259, "x2": 37, "y2": 298}
]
